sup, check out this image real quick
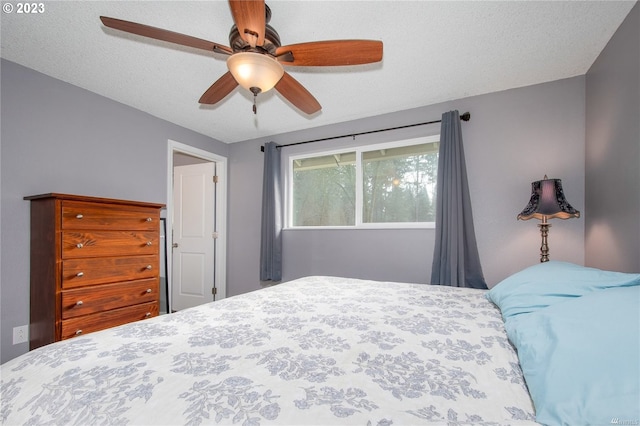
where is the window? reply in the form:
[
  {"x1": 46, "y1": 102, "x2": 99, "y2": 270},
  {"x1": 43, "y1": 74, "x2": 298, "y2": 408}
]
[{"x1": 288, "y1": 136, "x2": 439, "y2": 228}]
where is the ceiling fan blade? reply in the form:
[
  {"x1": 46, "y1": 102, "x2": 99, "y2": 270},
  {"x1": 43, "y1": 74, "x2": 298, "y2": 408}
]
[
  {"x1": 100, "y1": 16, "x2": 233, "y2": 55},
  {"x1": 199, "y1": 72, "x2": 238, "y2": 105},
  {"x1": 275, "y1": 72, "x2": 321, "y2": 115},
  {"x1": 228, "y1": 0, "x2": 265, "y2": 47},
  {"x1": 276, "y1": 40, "x2": 383, "y2": 66}
]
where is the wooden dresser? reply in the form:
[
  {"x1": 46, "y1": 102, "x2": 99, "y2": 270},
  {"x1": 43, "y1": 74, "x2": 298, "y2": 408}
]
[{"x1": 24, "y1": 193, "x2": 165, "y2": 350}]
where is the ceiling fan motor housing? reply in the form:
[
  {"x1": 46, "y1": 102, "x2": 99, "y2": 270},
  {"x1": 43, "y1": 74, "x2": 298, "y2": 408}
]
[{"x1": 228, "y1": 4, "x2": 281, "y2": 56}]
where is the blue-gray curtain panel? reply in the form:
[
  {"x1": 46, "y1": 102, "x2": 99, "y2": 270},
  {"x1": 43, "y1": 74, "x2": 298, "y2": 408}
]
[
  {"x1": 260, "y1": 142, "x2": 283, "y2": 281},
  {"x1": 430, "y1": 110, "x2": 487, "y2": 289}
]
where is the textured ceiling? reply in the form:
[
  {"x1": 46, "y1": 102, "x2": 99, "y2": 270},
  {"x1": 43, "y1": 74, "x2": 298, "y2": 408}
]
[{"x1": 1, "y1": 1, "x2": 635, "y2": 143}]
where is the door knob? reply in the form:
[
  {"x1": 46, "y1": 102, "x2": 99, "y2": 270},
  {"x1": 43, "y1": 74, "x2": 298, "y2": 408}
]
[{"x1": 172, "y1": 243, "x2": 179, "y2": 248}]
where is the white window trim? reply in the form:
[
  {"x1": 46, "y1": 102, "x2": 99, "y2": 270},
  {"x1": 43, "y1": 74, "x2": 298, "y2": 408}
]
[{"x1": 285, "y1": 135, "x2": 440, "y2": 230}]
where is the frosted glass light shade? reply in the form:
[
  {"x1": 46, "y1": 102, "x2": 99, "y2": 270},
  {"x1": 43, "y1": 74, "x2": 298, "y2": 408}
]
[{"x1": 227, "y1": 52, "x2": 284, "y2": 93}]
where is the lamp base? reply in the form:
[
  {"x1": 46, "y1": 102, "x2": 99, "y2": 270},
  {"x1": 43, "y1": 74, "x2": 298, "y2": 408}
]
[{"x1": 537, "y1": 222, "x2": 551, "y2": 262}]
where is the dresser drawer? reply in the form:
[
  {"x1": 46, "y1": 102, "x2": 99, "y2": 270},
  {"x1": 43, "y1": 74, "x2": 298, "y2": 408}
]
[
  {"x1": 62, "y1": 231, "x2": 159, "y2": 258},
  {"x1": 61, "y1": 278, "x2": 159, "y2": 319},
  {"x1": 62, "y1": 255, "x2": 159, "y2": 289},
  {"x1": 62, "y1": 201, "x2": 160, "y2": 231},
  {"x1": 61, "y1": 302, "x2": 159, "y2": 340}
]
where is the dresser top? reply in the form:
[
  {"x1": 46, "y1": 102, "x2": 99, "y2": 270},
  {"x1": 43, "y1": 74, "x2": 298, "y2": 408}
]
[{"x1": 24, "y1": 193, "x2": 165, "y2": 209}]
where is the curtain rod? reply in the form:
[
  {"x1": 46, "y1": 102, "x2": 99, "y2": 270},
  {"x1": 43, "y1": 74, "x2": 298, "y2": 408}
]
[{"x1": 260, "y1": 111, "x2": 470, "y2": 152}]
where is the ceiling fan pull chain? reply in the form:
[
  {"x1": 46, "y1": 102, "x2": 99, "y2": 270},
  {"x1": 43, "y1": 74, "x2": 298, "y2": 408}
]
[{"x1": 250, "y1": 87, "x2": 261, "y2": 114}]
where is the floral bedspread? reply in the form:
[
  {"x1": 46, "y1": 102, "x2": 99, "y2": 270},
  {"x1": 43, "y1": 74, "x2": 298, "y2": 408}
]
[{"x1": 1, "y1": 276, "x2": 536, "y2": 425}]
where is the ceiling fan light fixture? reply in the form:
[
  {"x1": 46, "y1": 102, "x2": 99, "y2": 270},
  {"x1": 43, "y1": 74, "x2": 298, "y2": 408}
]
[{"x1": 227, "y1": 52, "x2": 284, "y2": 94}]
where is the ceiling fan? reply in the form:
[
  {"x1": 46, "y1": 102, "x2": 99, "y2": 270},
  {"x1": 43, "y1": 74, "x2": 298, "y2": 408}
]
[{"x1": 100, "y1": 0, "x2": 383, "y2": 115}]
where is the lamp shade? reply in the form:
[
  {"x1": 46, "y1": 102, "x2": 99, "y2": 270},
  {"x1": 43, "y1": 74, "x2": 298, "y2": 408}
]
[
  {"x1": 227, "y1": 52, "x2": 284, "y2": 93},
  {"x1": 517, "y1": 176, "x2": 580, "y2": 220}
]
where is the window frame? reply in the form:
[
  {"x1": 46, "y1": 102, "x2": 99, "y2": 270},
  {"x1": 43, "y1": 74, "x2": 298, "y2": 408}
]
[{"x1": 285, "y1": 135, "x2": 440, "y2": 230}]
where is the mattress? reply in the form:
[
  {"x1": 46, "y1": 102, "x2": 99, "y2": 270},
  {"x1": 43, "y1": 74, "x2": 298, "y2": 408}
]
[{"x1": 1, "y1": 276, "x2": 536, "y2": 425}]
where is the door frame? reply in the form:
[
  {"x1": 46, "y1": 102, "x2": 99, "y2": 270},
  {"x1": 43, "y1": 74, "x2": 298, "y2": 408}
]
[{"x1": 166, "y1": 140, "x2": 227, "y2": 312}]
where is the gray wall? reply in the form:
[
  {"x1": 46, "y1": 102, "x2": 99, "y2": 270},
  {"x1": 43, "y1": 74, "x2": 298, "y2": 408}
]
[
  {"x1": 228, "y1": 76, "x2": 587, "y2": 296},
  {"x1": 0, "y1": 59, "x2": 228, "y2": 363},
  {"x1": 585, "y1": 2, "x2": 640, "y2": 272}
]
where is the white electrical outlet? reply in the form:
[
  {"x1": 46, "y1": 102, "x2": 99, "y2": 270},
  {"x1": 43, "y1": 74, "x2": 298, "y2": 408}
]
[{"x1": 13, "y1": 325, "x2": 28, "y2": 345}]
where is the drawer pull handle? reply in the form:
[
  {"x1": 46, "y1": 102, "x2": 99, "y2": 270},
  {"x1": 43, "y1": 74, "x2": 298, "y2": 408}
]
[
  {"x1": 146, "y1": 241, "x2": 152, "y2": 246},
  {"x1": 146, "y1": 288, "x2": 152, "y2": 293},
  {"x1": 145, "y1": 312, "x2": 151, "y2": 318},
  {"x1": 75, "y1": 330, "x2": 82, "y2": 335},
  {"x1": 146, "y1": 217, "x2": 153, "y2": 222},
  {"x1": 76, "y1": 214, "x2": 84, "y2": 219},
  {"x1": 76, "y1": 243, "x2": 83, "y2": 249},
  {"x1": 76, "y1": 300, "x2": 83, "y2": 306},
  {"x1": 76, "y1": 272, "x2": 84, "y2": 277},
  {"x1": 146, "y1": 265, "x2": 152, "y2": 270}
]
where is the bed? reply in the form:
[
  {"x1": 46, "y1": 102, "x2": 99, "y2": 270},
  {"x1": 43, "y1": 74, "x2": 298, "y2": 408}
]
[{"x1": 1, "y1": 262, "x2": 638, "y2": 425}]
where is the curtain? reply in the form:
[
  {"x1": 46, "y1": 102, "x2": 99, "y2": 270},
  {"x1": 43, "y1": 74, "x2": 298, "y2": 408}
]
[
  {"x1": 260, "y1": 142, "x2": 283, "y2": 281},
  {"x1": 430, "y1": 110, "x2": 487, "y2": 289}
]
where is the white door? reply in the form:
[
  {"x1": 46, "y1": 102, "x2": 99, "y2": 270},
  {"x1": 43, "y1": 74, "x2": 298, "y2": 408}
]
[{"x1": 172, "y1": 162, "x2": 217, "y2": 310}]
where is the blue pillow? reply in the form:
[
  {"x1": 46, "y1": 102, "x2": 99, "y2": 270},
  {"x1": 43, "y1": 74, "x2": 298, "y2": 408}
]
[
  {"x1": 486, "y1": 261, "x2": 640, "y2": 320},
  {"x1": 505, "y1": 285, "x2": 640, "y2": 425}
]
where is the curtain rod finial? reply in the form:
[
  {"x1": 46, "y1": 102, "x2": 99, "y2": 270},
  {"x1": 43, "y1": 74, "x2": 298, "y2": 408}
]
[{"x1": 460, "y1": 112, "x2": 471, "y2": 121}]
